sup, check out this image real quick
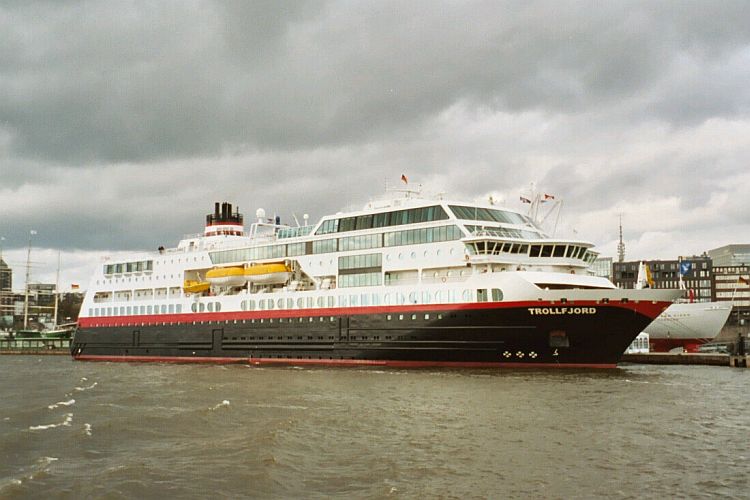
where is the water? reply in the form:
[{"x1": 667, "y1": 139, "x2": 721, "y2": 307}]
[{"x1": 1, "y1": 357, "x2": 748, "y2": 499}]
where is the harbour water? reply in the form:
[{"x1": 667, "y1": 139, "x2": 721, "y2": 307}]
[{"x1": 1, "y1": 357, "x2": 747, "y2": 499}]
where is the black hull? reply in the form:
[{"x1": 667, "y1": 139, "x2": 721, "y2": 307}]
[{"x1": 72, "y1": 303, "x2": 661, "y2": 368}]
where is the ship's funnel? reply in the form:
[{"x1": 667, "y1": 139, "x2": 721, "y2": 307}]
[{"x1": 205, "y1": 201, "x2": 244, "y2": 237}]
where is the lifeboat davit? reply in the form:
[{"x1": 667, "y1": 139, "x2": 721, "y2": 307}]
[
  {"x1": 245, "y1": 263, "x2": 292, "y2": 284},
  {"x1": 205, "y1": 267, "x2": 247, "y2": 287}
]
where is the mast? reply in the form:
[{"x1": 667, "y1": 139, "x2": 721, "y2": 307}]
[
  {"x1": 53, "y1": 251, "x2": 60, "y2": 326},
  {"x1": 23, "y1": 230, "x2": 36, "y2": 329},
  {"x1": 617, "y1": 215, "x2": 625, "y2": 263}
]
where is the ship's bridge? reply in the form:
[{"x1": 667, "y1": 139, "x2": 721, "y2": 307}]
[{"x1": 462, "y1": 230, "x2": 598, "y2": 269}]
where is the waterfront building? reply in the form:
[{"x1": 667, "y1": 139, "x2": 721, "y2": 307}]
[
  {"x1": 0, "y1": 257, "x2": 10, "y2": 292},
  {"x1": 0, "y1": 258, "x2": 12, "y2": 325},
  {"x1": 707, "y1": 244, "x2": 750, "y2": 267},
  {"x1": 613, "y1": 255, "x2": 713, "y2": 302},
  {"x1": 23, "y1": 283, "x2": 57, "y2": 325},
  {"x1": 711, "y1": 264, "x2": 750, "y2": 328},
  {"x1": 590, "y1": 257, "x2": 613, "y2": 280}
]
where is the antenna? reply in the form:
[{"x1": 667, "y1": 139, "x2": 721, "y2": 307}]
[
  {"x1": 617, "y1": 214, "x2": 625, "y2": 263},
  {"x1": 24, "y1": 230, "x2": 36, "y2": 329},
  {"x1": 54, "y1": 251, "x2": 60, "y2": 326}
]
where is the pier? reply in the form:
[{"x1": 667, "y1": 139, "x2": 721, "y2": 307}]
[{"x1": 622, "y1": 352, "x2": 748, "y2": 368}]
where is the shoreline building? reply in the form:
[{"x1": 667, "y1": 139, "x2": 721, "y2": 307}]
[
  {"x1": 0, "y1": 257, "x2": 12, "y2": 328},
  {"x1": 708, "y1": 244, "x2": 750, "y2": 332},
  {"x1": 591, "y1": 257, "x2": 613, "y2": 281},
  {"x1": 613, "y1": 255, "x2": 713, "y2": 302}
]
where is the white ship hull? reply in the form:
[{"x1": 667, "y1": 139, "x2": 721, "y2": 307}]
[{"x1": 644, "y1": 301, "x2": 732, "y2": 352}]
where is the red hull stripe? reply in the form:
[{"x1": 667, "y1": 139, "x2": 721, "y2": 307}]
[
  {"x1": 78, "y1": 300, "x2": 670, "y2": 328},
  {"x1": 649, "y1": 338, "x2": 712, "y2": 353},
  {"x1": 73, "y1": 354, "x2": 617, "y2": 369}
]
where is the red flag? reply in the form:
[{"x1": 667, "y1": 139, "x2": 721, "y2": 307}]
[
  {"x1": 544, "y1": 193, "x2": 555, "y2": 200},
  {"x1": 71, "y1": 284, "x2": 80, "y2": 289},
  {"x1": 519, "y1": 196, "x2": 531, "y2": 204},
  {"x1": 400, "y1": 174, "x2": 408, "y2": 184}
]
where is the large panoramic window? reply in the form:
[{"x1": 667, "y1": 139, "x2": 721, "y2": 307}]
[
  {"x1": 449, "y1": 205, "x2": 529, "y2": 225},
  {"x1": 383, "y1": 225, "x2": 462, "y2": 247},
  {"x1": 315, "y1": 205, "x2": 449, "y2": 235},
  {"x1": 210, "y1": 244, "x2": 286, "y2": 265}
]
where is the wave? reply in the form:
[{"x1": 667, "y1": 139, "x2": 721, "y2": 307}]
[
  {"x1": 48, "y1": 399, "x2": 76, "y2": 409},
  {"x1": 209, "y1": 400, "x2": 231, "y2": 410},
  {"x1": 29, "y1": 413, "x2": 73, "y2": 431}
]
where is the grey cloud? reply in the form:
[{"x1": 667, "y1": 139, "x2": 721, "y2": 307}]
[{"x1": 2, "y1": 1, "x2": 750, "y2": 164}]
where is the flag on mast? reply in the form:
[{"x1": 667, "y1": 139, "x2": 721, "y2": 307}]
[
  {"x1": 400, "y1": 174, "x2": 408, "y2": 184},
  {"x1": 679, "y1": 262, "x2": 692, "y2": 276},
  {"x1": 519, "y1": 196, "x2": 531, "y2": 204}
]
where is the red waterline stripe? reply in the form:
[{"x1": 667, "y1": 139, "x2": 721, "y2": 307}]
[
  {"x1": 73, "y1": 354, "x2": 617, "y2": 369},
  {"x1": 78, "y1": 300, "x2": 671, "y2": 328},
  {"x1": 649, "y1": 338, "x2": 712, "y2": 353}
]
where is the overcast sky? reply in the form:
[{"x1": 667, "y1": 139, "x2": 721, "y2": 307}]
[{"x1": 2, "y1": 0, "x2": 750, "y2": 290}]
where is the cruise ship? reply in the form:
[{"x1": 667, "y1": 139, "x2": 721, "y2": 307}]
[
  {"x1": 644, "y1": 302, "x2": 732, "y2": 352},
  {"x1": 71, "y1": 191, "x2": 681, "y2": 368},
  {"x1": 633, "y1": 263, "x2": 732, "y2": 352}
]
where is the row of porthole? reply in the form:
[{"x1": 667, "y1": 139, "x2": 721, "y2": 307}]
[{"x1": 384, "y1": 247, "x2": 456, "y2": 261}]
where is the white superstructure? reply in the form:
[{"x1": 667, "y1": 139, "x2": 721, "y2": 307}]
[{"x1": 79, "y1": 193, "x2": 673, "y2": 323}]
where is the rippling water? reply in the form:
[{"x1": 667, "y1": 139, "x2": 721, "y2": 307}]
[{"x1": 0, "y1": 356, "x2": 748, "y2": 499}]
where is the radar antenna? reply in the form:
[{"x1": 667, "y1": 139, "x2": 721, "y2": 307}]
[{"x1": 617, "y1": 214, "x2": 625, "y2": 263}]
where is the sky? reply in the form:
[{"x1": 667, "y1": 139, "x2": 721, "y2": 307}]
[{"x1": 2, "y1": 0, "x2": 750, "y2": 291}]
